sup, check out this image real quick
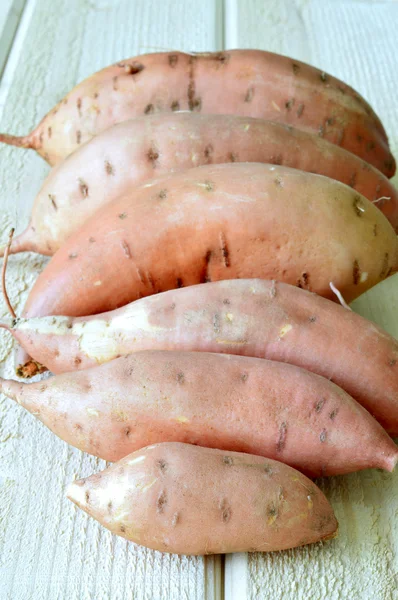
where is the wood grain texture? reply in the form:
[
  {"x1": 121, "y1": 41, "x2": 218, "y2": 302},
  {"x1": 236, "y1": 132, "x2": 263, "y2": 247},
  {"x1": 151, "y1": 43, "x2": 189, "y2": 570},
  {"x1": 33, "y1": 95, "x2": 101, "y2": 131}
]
[
  {"x1": 0, "y1": 1, "x2": 223, "y2": 598},
  {"x1": 225, "y1": 1, "x2": 398, "y2": 598},
  {"x1": 0, "y1": 0, "x2": 26, "y2": 80}
]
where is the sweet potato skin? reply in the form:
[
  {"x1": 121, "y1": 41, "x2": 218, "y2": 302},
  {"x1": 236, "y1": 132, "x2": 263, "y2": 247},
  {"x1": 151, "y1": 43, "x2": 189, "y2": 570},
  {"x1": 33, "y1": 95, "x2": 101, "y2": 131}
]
[
  {"x1": 66, "y1": 442, "x2": 338, "y2": 555},
  {"x1": 7, "y1": 50, "x2": 393, "y2": 176},
  {"x1": 2, "y1": 351, "x2": 397, "y2": 475},
  {"x1": 5, "y1": 113, "x2": 397, "y2": 258},
  {"x1": 11, "y1": 279, "x2": 398, "y2": 434},
  {"x1": 21, "y1": 163, "x2": 398, "y2": 324}
]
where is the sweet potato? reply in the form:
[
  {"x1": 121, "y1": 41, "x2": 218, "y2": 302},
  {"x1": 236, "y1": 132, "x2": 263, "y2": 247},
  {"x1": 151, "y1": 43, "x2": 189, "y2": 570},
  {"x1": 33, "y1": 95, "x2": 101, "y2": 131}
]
[
  {"x1": 0, "y1": 50, "x2": 394, "y2": 175},
  {"x1": 2, "y1": 351, "x2": 397, "y2": 475},
  {"x1": 3, "y1": 114, "x2": 398, "y2": 258},
  {"x1": 19, "y1": 164, "x2": 398, "y2": 329},
  {"x1": 5, "y1": 279, "x2": 398, "y2": 434},
  {"x1": 66, "y1": 442, "x2": 338, "y2": 555}
]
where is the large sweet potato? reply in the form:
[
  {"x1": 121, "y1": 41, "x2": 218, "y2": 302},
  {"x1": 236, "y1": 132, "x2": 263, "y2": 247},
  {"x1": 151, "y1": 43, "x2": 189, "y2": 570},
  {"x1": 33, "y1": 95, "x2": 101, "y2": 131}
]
[
  {"x1": 0, "y1": 50, "x2": 394, "y2": 175},
  {"x1": 2, "y1": 351, "x2": 396, "y2": 475},
  {"x1": 20, "y1": 164, "x2": 398, "y2": 326},
  {"x1": 2, "y1": 113, "x2": 397, "y2": 258}
]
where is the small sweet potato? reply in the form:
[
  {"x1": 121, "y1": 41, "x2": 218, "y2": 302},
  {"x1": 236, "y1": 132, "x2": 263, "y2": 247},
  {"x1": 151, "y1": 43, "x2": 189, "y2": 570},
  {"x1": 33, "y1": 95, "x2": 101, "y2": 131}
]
[
  {"x1": 0, "y1": 50, "x2": 393, "y2": 175},
  {"x1": 67, "y1": 442, "x2": 338, "y2": 555},
  {"x1": 3, "y1": 113, "x2": 397, "y2": 257},
  {"x1": 19, "y1": 164, "x2": 398, "y2": 328},
  {"x1": 2, "y1": 351, "x2": 396, "y2": 475}
]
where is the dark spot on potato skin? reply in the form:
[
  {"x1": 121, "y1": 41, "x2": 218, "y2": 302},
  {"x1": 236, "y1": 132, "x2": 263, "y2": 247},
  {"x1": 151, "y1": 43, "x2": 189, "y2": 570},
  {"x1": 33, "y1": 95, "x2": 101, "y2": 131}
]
[
  {"x1": 228, "y1": 152, "x2": 238, "y2": 162},
  {"x1": 144, "y1": 103, "x2": 154, "y2": 114},
  {"x1": 267, "y1": 503, "x2": 278, "y2": 520},
  {"x1": 309, "y1": 316, "x2": 317, "y2": 323},
  {"x1": 277, "y1": 422, "x2": 287, "y2": 452},
  {"x1": 89, "y1": 237, "x2": 96, "y2": 243},
  {"x1": 74, "y1": 356, "x2": 82, "y2": 366},
  {"x1": 158, "y1": 189, "x2": 167, "y2": 200},
  {"x1": 389, "y1": 358, "x2": 397, "y2": 367},
  {"x1": 85, "y1": 490, "x2": 90, "y2": 503},
  {"x1": 76, "y1": 130, "x2": 81, "y2": 144},
  {"x1": 285, "y1": 98, "x2": 295, "y2": 110},
  {"x1": 107, "y1": 501, "x2": 113, "y2": 514},
  {"x1": 320, "y1": 71, "x2": 328, "y2": 82},
  {"x1": 349, "y1": 172, "x2": 357, "y2": 188},
  {"x1": 373, "y1": 224, "x2": 378, "y2": 237},
  {"x1": 48, "y1": 126, "x2": 52, "y2": 138},
  {"x1": 320, "y1": 429, "x2": 327, "y2": 443},
  {"x1": 176, "y1": 372, "x2": 185, "y2": 384},
  {"x1": 353, "y1": 259, "x2": 361, "y2": 284},
  {"x1": 69, "y1": 253, "x2": 78, "y2": 260},
  {"x1": 171, "y1": 100, "x2": 180, "y2": 111},
  {"x1": 223, "y1": 456, "x2": 234, "y2": 466},
  {"x1": 49, "y1": 194, "x2": 57, "y2": 210},
  {"x1": 148, "y1": 145, "x2": 159, "y2": 167},
  {"x1": 124, "y1": 427, "x2": 131, "y2": 437},
  {"x1": 297, "y1": 272, "x2": 309, "y2": 289},
  {"x1": 384, "y1": 157, "x2": 395, "y2": 173},
  {"x1": 204, "y1": 144, "x2": 213, "y2": 162},
  {"x1": 176, "y1": 278, "x2": 183, "y2": 288},
  {"x1": 157, "y1": 490, "x2": 167, "y2": 513},
  {"x1": 274, "y1": 176, "x2": 283, "y2": 187},
  {"x1": 122, "y1": 62, "x2": 145, "y2": 75},
  {"x1": 329, "y1": 409, "x2": 338, "y2": 420},
  {"x1": 220, "y1": 498, "x2": 231, "y2": 523},
  {"x1": 112, "y1": 76, "x2": 118, "y2": 91},
  {"x1": 74, "y1": 423, "x2": 83, "y2": 431},
  {"x1": 119, "y1": 212, "x2": 127, "y2": 220},
  {"x1": 366, "y1": 141, "x2": 376, "y2": 152},
  {"x1": 241, "y1": 373, "x2": 248, "y2": 382},
  {"x1": 157, "y1": 459, "x2": 167, "y2": 472},
  {"x1": 223, "y1": 298, "x2": 230, "y2": 305},
  {"x1": 264, "y1": 464, "x2": 273, "y2": 476},
  {"x1": 292, "y1": 63, "x2": 300, "y2": 75},
  {"x1": 168, "y1": 54, "x2": 178, "y2": 67},
  {"x1": 244, "y1": 87, "x2": 254, "y2": 102},
  {"x1": 219, "y1": 232, "x2": 230, "y2": 267},
  {"x1": 120, "y1": 525, "x2": 126, "y2": 533},
  {"x1": 79, "y1": 179, "x2": 89, "y2": 198},
  {"x1": 315, "y1": 399, "x2": 325, "y2": 413},
  {"x1": 105, "y1": 160, "x2": 114, "y2": 175}
]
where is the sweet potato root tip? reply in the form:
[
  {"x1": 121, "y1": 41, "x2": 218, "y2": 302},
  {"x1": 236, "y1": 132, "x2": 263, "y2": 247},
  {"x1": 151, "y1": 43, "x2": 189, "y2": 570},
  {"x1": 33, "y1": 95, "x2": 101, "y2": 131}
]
[
  {"x1": 15, "y1": 360, "x2": 47, "y2": 379},
  {"x1": 0, "y1": 226, "x2": 37, "y2": 258},
  {"x1": 0, "y1": 132, "x2": 33, "y2": 149},
  {"x1": 2, "y1": 229, "x2": 16, "y2": 318}
]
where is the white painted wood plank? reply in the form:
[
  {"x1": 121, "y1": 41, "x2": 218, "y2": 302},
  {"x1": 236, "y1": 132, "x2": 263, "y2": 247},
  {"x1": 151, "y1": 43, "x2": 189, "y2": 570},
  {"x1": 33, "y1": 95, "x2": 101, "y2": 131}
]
[
  {"x1": 0, "y1": 1, "x2": 223, "y2": 599},
  {"x1": 225, "y1": 1, "x2": 398, "y2": 598},
  {"x1": 0, "y1": 0, "x2": 26, "y2": 79}
]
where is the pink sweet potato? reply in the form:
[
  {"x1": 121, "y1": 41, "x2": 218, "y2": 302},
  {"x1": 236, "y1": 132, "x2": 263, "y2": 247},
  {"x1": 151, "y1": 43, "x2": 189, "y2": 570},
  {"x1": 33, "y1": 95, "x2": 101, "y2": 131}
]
[
  {"x1": 67, "y1": 442, "x2": 338, "y2": 555},
  {"x1": 0, "y1": 50, "x2": 394, "y2": 175},
  {"x1": 2, "y1": 113, "x2": 397, "y2": 258},
  {"x1": 19, "y1": 164, "x2": 398, "y2": 327},
  {"x1": 2, "y1": 351, "x2": 397, "y2": 476},
  {"x1": 5, "y1": 279, "x2": 398, "y2": 435}
]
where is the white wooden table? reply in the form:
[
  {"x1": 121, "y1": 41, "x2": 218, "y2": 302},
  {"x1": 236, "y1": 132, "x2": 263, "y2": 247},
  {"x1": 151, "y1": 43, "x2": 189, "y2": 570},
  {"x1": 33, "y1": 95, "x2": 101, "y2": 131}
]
[{"x1": 0, "y1": 1, "x2": 397, "y2": 598}]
